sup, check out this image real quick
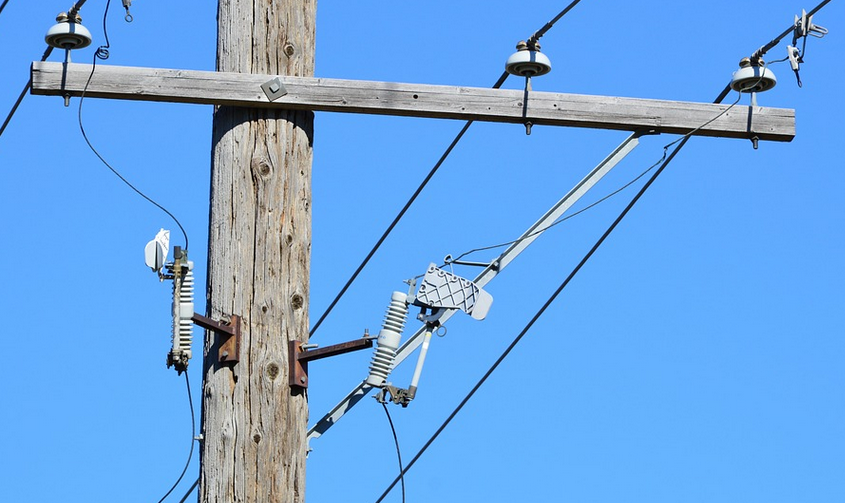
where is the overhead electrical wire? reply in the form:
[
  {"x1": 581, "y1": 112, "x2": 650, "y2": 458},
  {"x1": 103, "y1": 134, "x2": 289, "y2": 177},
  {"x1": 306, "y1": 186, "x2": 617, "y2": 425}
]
[
  {"x1": 76, "y1": 3, "x2": 197, "y2": 498},
  {"x1": 156, "y1": 371, "x2": 197, "y2": 503},
  {"x1": 381, "y1": 402, "x2": 406, "y2": 503},
  {"x1": 309, "y1": 0, "x2": 585, "y2": 338},
  {"x1": 446, "y1": 81, "x2": 755, "y2": 266},
  {"x1": 76, "y1": 1, "x2": 190, "y2": 250},
  {"x1": 374, "y1": 87, "x2": 738, "y2": 503},
  {"x1": 0, "y1": 46, "x2": 53, "y2": 140},
  {"x1": 1, "y1": 0, "x2": 93, "y2": 140},
  {"x1": 372, "y1": 12, "x2": 832, "y2": 495}
]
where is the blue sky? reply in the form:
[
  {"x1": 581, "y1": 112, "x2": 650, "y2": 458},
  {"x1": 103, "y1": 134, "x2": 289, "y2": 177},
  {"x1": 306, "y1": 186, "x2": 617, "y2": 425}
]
[{"x1": 1, "y1": 1, "x2": 843, "y2": 502}]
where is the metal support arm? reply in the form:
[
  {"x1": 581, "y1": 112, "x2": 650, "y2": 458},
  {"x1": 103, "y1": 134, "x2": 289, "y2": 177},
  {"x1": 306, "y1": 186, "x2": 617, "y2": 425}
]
[{"x1": 307, "y1": 131, "x2": 645, "y2": 443}]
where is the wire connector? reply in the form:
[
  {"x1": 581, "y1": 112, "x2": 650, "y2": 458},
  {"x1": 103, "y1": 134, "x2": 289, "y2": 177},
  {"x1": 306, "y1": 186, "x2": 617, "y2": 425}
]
[{"x1": 121, "y1": 0, "x2": 133, "y2": 22}]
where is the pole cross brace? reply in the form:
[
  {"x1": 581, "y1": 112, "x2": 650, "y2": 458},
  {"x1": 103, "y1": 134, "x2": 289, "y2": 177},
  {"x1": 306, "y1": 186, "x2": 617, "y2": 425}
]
[
  {"x1": 192, "y1": 313, "x2": 242, "y2": 365},
  {"x1": 289, "y1": 337, "x2": 374, "y2": 390}
]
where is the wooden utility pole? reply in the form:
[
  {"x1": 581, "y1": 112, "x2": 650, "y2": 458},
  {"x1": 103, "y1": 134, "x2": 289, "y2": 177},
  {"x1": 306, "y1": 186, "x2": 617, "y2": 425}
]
[
  {"x1": 28, "y1": 7, "x2": 797, "y2": 500},
  {"x1": 200, "y1": 1, "x2": 314, "y2": 501}
]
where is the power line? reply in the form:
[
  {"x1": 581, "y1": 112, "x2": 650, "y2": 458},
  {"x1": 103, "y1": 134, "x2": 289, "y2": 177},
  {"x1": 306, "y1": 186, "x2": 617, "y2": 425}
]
[
  {"x1": 78, "y1": 50, "x2": 191, "y2": 249},
  {"x1": 374, "y1": 87, "x2": 732, "y2": 503},
  {"x1": 0, "y1": 46, "x2": 53, "y2": 140},
  {"x1": 372, "y1": 28, "x2": 823, "y2": 497},
  {"x1": 0, "y1": 0, "x2": 10, "y2": 17},
  {"x1": 528, "y1": 0, "x2": 583, "y2": 45},
  {"x1": 381, "y1": 402, "x2": 405, "y2": 503},
  {"x1": 309, "y1": 0, "x2": 585, "y2": 338},
  {"x1": 156, "y1": 371, "x2": 197, "y2": 503}
]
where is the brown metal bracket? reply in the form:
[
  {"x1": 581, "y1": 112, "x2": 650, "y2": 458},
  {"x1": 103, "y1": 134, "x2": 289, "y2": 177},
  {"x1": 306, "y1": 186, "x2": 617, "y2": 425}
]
[
  {"x1": 192, "y1": 313, "x2": 242, "y2": 364},
  {"x1": 289, "y1": 337, "x2": 374, "y2": 389}
]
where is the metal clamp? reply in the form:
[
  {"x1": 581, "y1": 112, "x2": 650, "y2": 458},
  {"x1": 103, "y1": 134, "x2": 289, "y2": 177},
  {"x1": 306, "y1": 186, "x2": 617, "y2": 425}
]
[{"x1": 192, "y1": 313, "x2": 242, "y2": 364}]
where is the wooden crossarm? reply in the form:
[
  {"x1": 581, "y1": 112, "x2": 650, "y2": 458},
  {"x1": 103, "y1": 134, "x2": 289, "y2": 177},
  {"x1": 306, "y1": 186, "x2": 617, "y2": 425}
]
[{"x1": 30, "y1": 61, "x2": 795, "y2": 141}]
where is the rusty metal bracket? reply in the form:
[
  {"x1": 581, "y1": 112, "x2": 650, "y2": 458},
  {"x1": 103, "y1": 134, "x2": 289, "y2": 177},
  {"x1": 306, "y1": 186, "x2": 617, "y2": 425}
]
[
  {"x1": 289, "y1": 337, "x2": 374, "y2": 389},
  {"x1": 192, "y1": 313, "x2": 242, "y2": 365}
]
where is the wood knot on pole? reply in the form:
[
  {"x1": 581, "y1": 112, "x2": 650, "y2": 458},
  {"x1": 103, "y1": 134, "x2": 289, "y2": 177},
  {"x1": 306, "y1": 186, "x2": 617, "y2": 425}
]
[
  {"x1": 250, "y1": 157, "x2": 272, "y2": 178},
  {"x1": 291, "y1": 294, "x2": 304, "y2": 310}
]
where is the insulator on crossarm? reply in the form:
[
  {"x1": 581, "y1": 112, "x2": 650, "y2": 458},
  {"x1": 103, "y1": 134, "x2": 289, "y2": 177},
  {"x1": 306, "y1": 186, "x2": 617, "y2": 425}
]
[{"x1": 365, "y1": 291, "x2": 409, "y2": 387}]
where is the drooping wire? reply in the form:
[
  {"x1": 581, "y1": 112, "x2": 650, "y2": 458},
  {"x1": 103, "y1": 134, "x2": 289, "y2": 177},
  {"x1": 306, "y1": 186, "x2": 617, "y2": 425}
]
[
  {"x1": 381, "y1": 402, "x2": 406, "y2": 503},
  {"x1": 0, "y1": 46, "x2": 53, "y2": 140},
  {"x1": 77, "y1": 0, "x2": 190, "y2": 250},
  {"x1": 0, "y1": 0, "x2": 10, "y2": 17},
  {"x1": 156, "y1": 371, "x2": 197, "y2": 503},
  {"x1": 310, "y1": 0, "x2": 585, "y2": 338},
  {"x1": 374, "y1": 87, "x2": 738, "y2": 503}
]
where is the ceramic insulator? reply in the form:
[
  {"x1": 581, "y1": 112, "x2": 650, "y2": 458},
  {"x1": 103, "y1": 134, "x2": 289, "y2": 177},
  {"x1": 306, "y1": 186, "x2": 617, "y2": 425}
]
[{"x1": 365, "y1": 291, "x2": 409, "y2": 387}]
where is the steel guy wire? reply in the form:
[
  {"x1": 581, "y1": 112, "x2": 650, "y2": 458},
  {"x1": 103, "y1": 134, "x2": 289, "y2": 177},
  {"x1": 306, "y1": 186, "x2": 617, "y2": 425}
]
[{"x1": 310, "y1": 0, "x2": 586, "y2": 339}]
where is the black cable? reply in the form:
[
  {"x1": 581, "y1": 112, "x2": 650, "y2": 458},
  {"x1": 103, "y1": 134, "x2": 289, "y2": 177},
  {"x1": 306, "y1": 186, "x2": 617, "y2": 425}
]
[
  {"x1": 309, "y1": 71, "x2": 508, "y2": 338},
  {"x1": 312, "y1": 1, "x2": 586, "y2": 338},
  {"x1": 156, "y1": 371, "x2": 197, "y2": 503},
  {"x1": 77, "y1": 1, "x2": 190, "y2": 250},
  {"x1": 0, "y1": 46, "x2": 53, "y2": 140},
  {"x1": 375, "y1": 84, "x2": 738, "y2": 503},
  {"x1": 381, "y1": 402, "x2": 405, "y2": 503},
  {"x1": 176, "y1": 477, "x2": 199, "y2": 503},
  {"x1": 0, "y1": 0, "x2": 10, "y2": 17},
  {"x1": 446, "y1": 154, "x2": 664, "y2": 265},
  {"x1": 528, "y1": 0, "x2": 583, "y2": 45},
  {"x1": 447, "y1": 85, "x2": 746, "y2": 266},
  {"x1": 751, "y1": 0, "x2": 831, "y2": 61}
]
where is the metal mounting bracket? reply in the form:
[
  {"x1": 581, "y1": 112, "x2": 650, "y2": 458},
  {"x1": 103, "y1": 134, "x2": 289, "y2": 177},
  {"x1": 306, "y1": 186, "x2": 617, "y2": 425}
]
[
  {"x1": 261, "y1": 77, "x2": 288, "y2": 101},
  {"x1": 289, "y1": 336, "x2": 374, "y2": 390},
  {"x1": 192, "y1": 313, "x2": 242, "y2": 364}
]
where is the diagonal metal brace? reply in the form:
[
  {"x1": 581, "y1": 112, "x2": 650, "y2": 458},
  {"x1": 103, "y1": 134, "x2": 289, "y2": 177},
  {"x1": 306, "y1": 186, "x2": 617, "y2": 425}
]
[
  {"x1": 192, "y1": 313, "x2": 242, "y2": 364},
  {"x1": 289, "y1": 337, "x2": 374, "y2": 390}
]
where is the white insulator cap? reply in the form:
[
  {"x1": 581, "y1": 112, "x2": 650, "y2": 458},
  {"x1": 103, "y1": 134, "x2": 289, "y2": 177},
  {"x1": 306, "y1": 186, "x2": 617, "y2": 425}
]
[
  {"x1": 730, "y1": 58, "x2": 777, "y2": 93},
  {"x1": 45, "y1": 19, "x2": 93, "y2": 50},
  {"x1": 506, "y1": 41, "x2": 552, "y2": 77}
]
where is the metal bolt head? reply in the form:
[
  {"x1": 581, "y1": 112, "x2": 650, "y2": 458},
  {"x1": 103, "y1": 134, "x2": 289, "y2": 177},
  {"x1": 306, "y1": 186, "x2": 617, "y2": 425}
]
[{"x1": 300, "y1": 376, "x2": 306, "y2": 383}]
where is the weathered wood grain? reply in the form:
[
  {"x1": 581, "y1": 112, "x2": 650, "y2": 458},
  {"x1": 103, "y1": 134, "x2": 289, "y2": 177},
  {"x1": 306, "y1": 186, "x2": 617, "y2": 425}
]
[
  {"x1": 30, "y1": 61, "x2": 795, "y2": 141},
  {"x1": 199, "y1": 1, "x2": 313, "y2": 502}
]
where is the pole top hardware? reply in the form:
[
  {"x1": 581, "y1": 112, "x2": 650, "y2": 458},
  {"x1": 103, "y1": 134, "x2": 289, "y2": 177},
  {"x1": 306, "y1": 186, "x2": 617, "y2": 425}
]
[
  {"x1": 730, "y1": 57, "x2": 777, "y2": 93},
  {"x1": 506, "y1": 40, "x2": 552, "y2": 78},
  {"x1": 45, "y1": 12, "x2": 92, "y2": 50},
  {"x1": 289, "y1": 335, "x2": 374, "y2": 390}
]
